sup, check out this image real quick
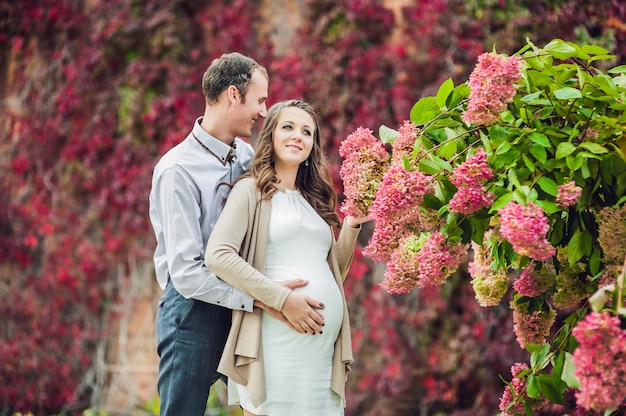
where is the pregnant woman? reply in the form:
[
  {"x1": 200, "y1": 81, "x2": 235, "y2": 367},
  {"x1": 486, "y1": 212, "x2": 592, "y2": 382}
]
[{"x1": 205, "y1": 100, "x2": 369, "y2": 416}]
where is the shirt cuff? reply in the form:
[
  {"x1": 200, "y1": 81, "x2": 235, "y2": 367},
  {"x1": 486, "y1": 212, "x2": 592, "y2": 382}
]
[{"x1": 193, "y1": 286, "x2": 254, "y2": 312}]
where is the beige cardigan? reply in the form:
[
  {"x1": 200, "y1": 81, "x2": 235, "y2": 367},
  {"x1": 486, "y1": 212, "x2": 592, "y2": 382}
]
[{"x1": 205, "y1": 177, "x2": 360, "y2": 408}]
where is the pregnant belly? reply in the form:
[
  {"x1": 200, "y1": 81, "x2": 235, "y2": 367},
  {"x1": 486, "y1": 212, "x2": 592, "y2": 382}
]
[{"x1": 265, "y1": 266, "x2": 344, "y2": 334}]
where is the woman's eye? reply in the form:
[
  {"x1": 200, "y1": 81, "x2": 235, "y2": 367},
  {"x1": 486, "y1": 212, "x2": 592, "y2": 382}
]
[
  {"x1": 304, "y1": 130, "x2": 312, "y2": 136},
  {"x1": 282, "y1": 124, "x2": 292, "y2": 130}
]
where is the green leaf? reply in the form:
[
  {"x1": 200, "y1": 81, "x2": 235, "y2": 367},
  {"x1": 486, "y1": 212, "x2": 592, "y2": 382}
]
[
  {"x1": 418, "y1": 158, "x2": 442, "y2": 174},
  {"x1": 437, "y1": 178, "x2": 458, "y2": 201},
  {"x1": 589, "y1": 248, "x2": 602, "y2": 275},
  {"x1": 529, "y1": 144, "x2": 548, "y2": 164},
  {"x1": 562, "y1": 352, "x2": 581, "y2": 389},
  {"x1": 520, "y1": 90, "x2": 543, "y2": 103},
  {"x1": 523, "y1": 155, "x2": 536, "y2": 171},
  {"x1": 421, "y1": 193, "x2": 443, "y2": 210},
  {"x1": 539, "y1": 375, "x2": 567, "y2": 405},
  {"x1": 490, "y1": 192, "x2": 514, "y2": 212},
  {"x1": 410, "y1": 96, "x2": 440, "y2": 126},
  {"x1": 613, "y1": 75, "x2": 626, "y2": 88},
  {"x1": 537, "y1": 177, "x2": 558, "y2": 196},
  {"x1": 580, "y1": 44, "x2": 609, "y2": 56},
  {"x1": 526, "y1": 54, "x2": 547, "y2": 70},
  {"x1": 577, "y1": 151, "x2": 603, "y2": 161},
  {"x1": 533, "y1": 199, "x2": 560, "y2": 214},
  {"x1": 595, "y1": 73, "x2": 619, "y2": 97},
  {"x1": 543, "y1": 39, "x2": 577, "y2": 60},
  {"x1": 487, "y1": 125, "x2": 509, "y2": 144},
  {"x1": 555, "y1": 142, "x2": 576, "y2": 159},
  {"x1": 469, "y1": 216, "x2": 491, "y2": 244},
  {"x1": 402, "y1": 156, "x2": 412, "y2": 170},
  {"x1": 500, "y1": 110, "x2": 515, "y2": 124},
  {"x1": 492, "y1": 148, "x2": 522, "y2": 169},
  {"x1": 530, "y1": 343, "x2": 550, "y2": 370},
  {"x1": 449, "y1": 84, "x2": 470, "y2": 108},
  {"x1": 429, "y1": 154, "x2": 453, "y2": 172},
  {"x1": 552, "y1": 351, "x2": 565, "y2": 379},
  {"x1": 608, "y1": 65, "x2": 626, "y2": 74},
  {"x1": 554, "y1": 87, "x2": 582, "y2": 100},
  {"x1": 580, "y1": 158, "x2": 593, "y2": 179},
  {"x1": 437, "y1": 139, "x2": 457, "y2": 160},
  {"x1": 617, "y1": 171, "x2": 626, "y2": 197},
  {"x1": 527, "y1": 374, "x2": 541, "y2": 399},
  {"x1": 418, "y1": 135, "x2": 434, "y2": 151},
  {"x1": 528, "y1": 132, "x2": 551, "y2": 148},
  {"x1": 534, "y1": 106, "x2": 554, "y2": 119},
  {"x1": 508, "y1": 168, "x2": 522, "y2": 188},
  {"x1": 557, "y1": 66, "x2": 578, "y2": 83},
  {"x1": 426, "y1": 117, "x2": 463, "y2": 129},
  {"x1": 591, "y1": 54, "x2": 616, "y2": 62},
  {"x1": 495, "y1": 141, "x2": 512, "y2": 155},
  {"x1": 436, "y1": 78, "x2": 454, "y2": 108},
  {"x1": 567, "y1": 230, "x2": 592, "y2": 265},
  {"x1": 566, "y1": 154, "x2": 584, "y2": 170},
  {"x1": 578, "y1": 142, "x2": 608, "y2": 154},
  {"x1": 379, "y1": 124, "x2": 399, "y2": 144}
]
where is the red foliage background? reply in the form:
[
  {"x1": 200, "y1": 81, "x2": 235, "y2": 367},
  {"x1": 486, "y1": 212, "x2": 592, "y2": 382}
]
[{"x1": 1, "y1": 0, "x2": 623, "y2": 414}]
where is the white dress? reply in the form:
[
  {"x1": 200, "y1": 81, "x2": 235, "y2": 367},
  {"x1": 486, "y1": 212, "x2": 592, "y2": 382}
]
[{"x1": 230, "y1": 188, "x2": 344, "y2": 416}]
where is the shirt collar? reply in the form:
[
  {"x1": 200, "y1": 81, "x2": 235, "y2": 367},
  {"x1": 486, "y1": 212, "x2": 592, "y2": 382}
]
[{"x1": 192, "y1": 117, "x2": 237, "y2": 166}]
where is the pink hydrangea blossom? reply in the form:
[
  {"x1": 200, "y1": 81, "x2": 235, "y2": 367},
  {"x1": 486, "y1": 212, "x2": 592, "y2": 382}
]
[
  {"x1": 572, "y1": 312, "x2": 626, "y2": 412},
  {"x1": 369, "y1": 165, "x2": 432, "y2": 226},
  {"x1": 380, "y1": 233, "x2": 425, "y2": 294},
  {"x1": 499, "y1": 201, "x2": 556, "y2": 261},
  {"x1": 381, "y1": 232, "x2": 468, "y2": 293},
  {"x1": 462, "y1": 52, "x2": 522, "y2": 126},
  {"x1": 415, "y1": 231, "x2": 469, "y2": 287},
  {"x1": 448, "y1": 149, "x2": 496, "y2": 214},
  {"x1": 556, "y1": 180, "x2": 582, "y2": 208},
  {"x1": 365, "y1": 221, "x2": 408, "y2": 263},
  {"x1": 339, "y1": 127, "x2": 389, "y2": 217},
  {"x1": 511, "y1": 300, "x2": 556, "y2": 349},
  {"x1": 364, "y1": 165, "x2": 433, "y2": 261},
  {"x1": 391, "y1": 120, "x2": 420, "y2": 170},
  {"x1": 513, "y1": 262, "x2": 555, "y2": 297},
  {"x1": 450, "y1": 148, "x2": 493, "y2": 187},
  {"x1": 449, "y1": 183, "x2": 495, "y2": 214}
]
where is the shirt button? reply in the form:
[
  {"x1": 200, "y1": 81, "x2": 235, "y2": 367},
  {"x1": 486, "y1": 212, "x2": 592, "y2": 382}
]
[{"x1": 241, "y1": 304, "x2": 245, "y2": 309}]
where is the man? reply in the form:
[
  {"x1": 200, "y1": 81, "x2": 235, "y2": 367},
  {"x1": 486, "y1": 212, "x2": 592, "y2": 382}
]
[{"x1": 149, "y1": 53, "x2": 325, "y2": 415}]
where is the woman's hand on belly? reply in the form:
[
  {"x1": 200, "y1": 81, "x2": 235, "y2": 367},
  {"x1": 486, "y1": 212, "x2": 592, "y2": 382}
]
[
  {"x1": 253, "y1": 278, "x2": 319, "y2": 332},
  {"x1": 281, "y1": 291, "x2": 326, "y2": 335}
]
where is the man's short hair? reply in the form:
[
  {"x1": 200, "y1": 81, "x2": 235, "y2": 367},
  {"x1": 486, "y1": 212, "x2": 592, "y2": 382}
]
[{"x1": 201, "y1": 52, "x2": 268, "y2": 105}]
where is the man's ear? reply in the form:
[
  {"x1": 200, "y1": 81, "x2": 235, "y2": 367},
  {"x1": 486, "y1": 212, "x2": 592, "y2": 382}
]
[{"x1": 227, "y1": 85, "x2": 240, "y2": 104}]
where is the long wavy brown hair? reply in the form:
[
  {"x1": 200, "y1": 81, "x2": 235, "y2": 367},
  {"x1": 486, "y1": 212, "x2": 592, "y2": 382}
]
[{"x1": 244, "y1": 100, "x2": 341, "y2": 231}]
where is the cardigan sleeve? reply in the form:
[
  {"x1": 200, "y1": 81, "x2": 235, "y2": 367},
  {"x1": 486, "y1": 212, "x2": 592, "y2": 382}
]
[
  {"x1": 205, "y1": 179, "x2": 291, "y2": 311},
  {"x1": 334, "y1": 219, "x2": 361, "y2": 281}
]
